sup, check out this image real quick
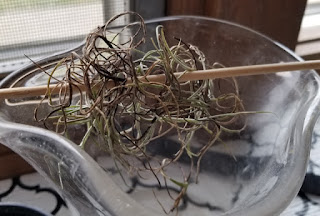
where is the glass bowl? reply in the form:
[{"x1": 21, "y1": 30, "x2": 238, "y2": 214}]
[{"x1": 0, "y1": 16, "x2": 320, "y2": 216}]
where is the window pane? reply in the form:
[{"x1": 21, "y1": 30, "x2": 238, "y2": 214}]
[
  {"x1": 0, "y1": 0, "x2": 103, "y2": 46},
  {"x1": 296, "y1": 0, "x2": 320, "y2": 57},
  {"x1": 0, "y1": 0, "x2": 127, "y2": 75}
]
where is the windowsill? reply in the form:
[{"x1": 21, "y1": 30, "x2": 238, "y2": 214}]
[
  {"x1": 0, "y1": 36, "x2": 84, "y2": 78},
  {"x1": 296, "y1": 40, "x2": 320, "y2": 58},
  {"x1": 296, "y1": 24, "x2": 320, "y2": 58},
  {"x1": 296, "y1": 1, "x2": 320, "y2": 61}
]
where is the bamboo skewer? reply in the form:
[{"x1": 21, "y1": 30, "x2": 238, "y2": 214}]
[{"x1": 1, "y1": 60, "x2": 320, "y2": 99}]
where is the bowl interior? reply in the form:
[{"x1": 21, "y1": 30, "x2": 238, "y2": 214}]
[{"x1": 0, "y1": 16, "x2": 320, "y2": 216}]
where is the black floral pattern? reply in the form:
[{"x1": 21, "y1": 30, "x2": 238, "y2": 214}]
[{"x1": 0, "y1": 174, "x2": 68, "y2": 215}]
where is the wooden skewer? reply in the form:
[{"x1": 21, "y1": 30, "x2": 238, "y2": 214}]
[{"x1": 1, "y1": 60, "x2": 320, "y2": 99}]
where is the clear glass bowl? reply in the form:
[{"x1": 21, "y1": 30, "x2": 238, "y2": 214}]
[{"x1": 1, "y1": 16, "x2": 320, "y2": 216}]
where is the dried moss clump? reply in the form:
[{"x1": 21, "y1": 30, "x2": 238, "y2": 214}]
[{"x1": 34, "y1": 12, "x2": 247, "y2": 213}]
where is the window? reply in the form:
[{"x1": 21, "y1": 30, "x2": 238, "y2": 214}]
[
  {"x1": 0, "y1": 0, "x2": 165, "y2": 77},
  {"x1": 296, "y1": 0, "x2": 320, "y2": 59},
  {"x1": 0, "y1": 0, "x2": 130, "y2": 76}
]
